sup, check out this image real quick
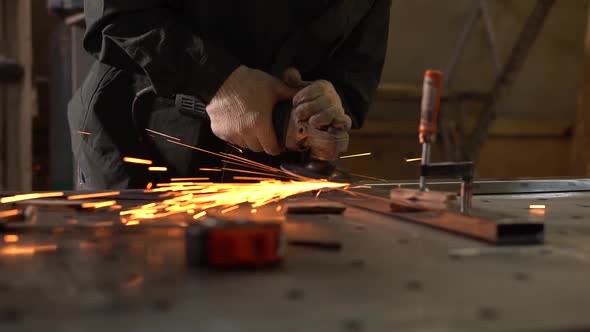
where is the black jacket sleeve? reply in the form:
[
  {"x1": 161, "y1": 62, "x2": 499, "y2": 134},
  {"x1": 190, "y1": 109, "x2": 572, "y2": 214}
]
[
  {"x1": 82, "y1": 0, "x2": 240, "y2": 102},
  {"x1": 319, "y1": 0, "x2": 391, "y2": 129}
]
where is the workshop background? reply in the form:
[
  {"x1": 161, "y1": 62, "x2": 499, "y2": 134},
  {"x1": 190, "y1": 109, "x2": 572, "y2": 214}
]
[{"x1": 1, "y1": 0, "x2": 589, "y2": 191}]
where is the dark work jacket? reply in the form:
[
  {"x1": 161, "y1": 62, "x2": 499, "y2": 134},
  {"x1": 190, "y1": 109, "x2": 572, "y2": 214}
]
[{"x1": 68, "y1": 0, "x2": 391, "y2": 189}]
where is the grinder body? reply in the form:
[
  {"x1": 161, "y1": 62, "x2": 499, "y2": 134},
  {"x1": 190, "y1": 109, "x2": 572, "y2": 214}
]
[
  {"x1": 176, "y1": 95, "x2": 349, "y2": 179},
  {"x1": 132, "y1": 81, "x2": 349, "y2": 180}
]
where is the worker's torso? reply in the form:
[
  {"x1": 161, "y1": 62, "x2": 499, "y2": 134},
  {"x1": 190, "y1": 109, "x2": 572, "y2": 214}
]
[
  {"x1": 70, "y1": 0, "x2": 374, "y2": 188},
  {"x1": 183, "y1": 0, "x2": 334, "y2": 71}
]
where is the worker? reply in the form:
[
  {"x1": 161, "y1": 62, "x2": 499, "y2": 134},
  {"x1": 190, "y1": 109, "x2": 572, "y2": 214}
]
[{"x1": 68, "y1": 0, "x2": 391, "y2": 189}]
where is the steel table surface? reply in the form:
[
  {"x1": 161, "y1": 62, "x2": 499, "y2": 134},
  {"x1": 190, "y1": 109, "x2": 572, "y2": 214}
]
[{"x1": 1, "y1": 179, "x2": 590, "y2": 332}]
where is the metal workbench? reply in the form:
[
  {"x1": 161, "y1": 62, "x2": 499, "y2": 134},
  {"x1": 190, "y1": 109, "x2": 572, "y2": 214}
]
[{"x1": 1, "y1": 179, "x2": 590, "y2": 331}]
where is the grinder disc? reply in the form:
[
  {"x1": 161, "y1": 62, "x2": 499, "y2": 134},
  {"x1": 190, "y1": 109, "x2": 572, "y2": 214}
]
[{"x1": 281, "y1": 160, "x2": 350, "y2": 182}]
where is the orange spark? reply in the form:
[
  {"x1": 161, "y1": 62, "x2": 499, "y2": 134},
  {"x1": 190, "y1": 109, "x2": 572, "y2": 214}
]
[
  {"x1": 0, "y1": 244, "x2": 57, "y2": 256},
  {"x1": 171, "y1": 177, "x2": 209, "y2": 182},
  {"x1": 111, "y1": 139, "x2": 351, "y2": 223},
  {"x1": 77, "y1": 131, "x2": 92, "y2": 136},
  {"x1": 81, "y1": 200, "x2": 117, "y2": 209},
  {"x1": 0, "y1": 209, "x2": 20, "y2": 218},
  {"x1": 151, "y1": 185, "x2": 212, "y2": 192},
  {"x1": 120, "y1": 208, "x2": 158, "y2": 216},
  {"x1": 405, "y1": 157, "x2": 423, "y2": 162},
  {"x1": 199, "y1": 168, "x2": 222, "y2": 172},
  {"x1": 221, "y1": 153, "x2": 284, "y2": 174},
  {"x1": 123, "y1": 157, "x2": 153, "y2": 165},
  {"x1": 164, "y1": 138, "x2": 286, "y2": 177},
  {"x1": 350, "y1": 173, "x2": 387, "y2": 181},
  {"x1": 340, "y1": 152, "x2": 372, "y2": 159},
  {"x1": 157, "y1": 182, "x2": 197, "y2": 187},
  {"x1": 221, "y1": 158, "x2": 287, "y2": 176},
  {"x1": 193, "y1": 211, "x2": 207, "y2": 220},
  {"x1": 228, "y1": 143, "x2": 244, "y2": 153},
  {"x1": 3, "y1": 234, "x2": 19, "y2": 243},
  {"x1": 1, "y1": 247, "x2": 35, "y2": 256},
  {"x1": 233, "y1": 176, "x2": 275, "y2": 181},
  {"x1": 1, "y1": 192, "x2": 64, "y2": 204},
  {"x1": 148, "y1": 166, "x2": 168, "y2": 172},
  {"x1": 67, "y1": 191, "x2": 120, "y2": 200},
  {"x1": 146, "y1": 182, "x2": 153, "y2": 189},
  {"x1": 221, "y1": 167, "x2": 284, "y2": 178},
  {"x1": 350, "y1": 185, "x2": 372, "y2": 189},
  {"x1": 166, "y1": 139, "x2": 227, "y2": 159},
  {"x1": 221, "y1": 205, "x2": 240, "y2": 214},
  {"x1": 119, "y1": 180, "x2": 348, "y2": 222},
  {"x1": 145, "y1": 128, "x2": 180, "y2": 141},
  {"x1": 125, "y1": 220, "x2": 140, "y2": 226},
  {"x1": 529, "y1": 204, "x2": 546, "y2": 209}
]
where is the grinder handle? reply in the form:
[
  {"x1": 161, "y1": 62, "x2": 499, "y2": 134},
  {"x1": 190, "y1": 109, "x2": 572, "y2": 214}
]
[
  {"x1": 175, "y1": 94, "x2": 296, "y2": 152},
  {"x1": 172, "y1": 66, "x2": 350, "y2": 159},
  {"x1": 419, "y1": 70, "x2": 443, "y2": 144}
]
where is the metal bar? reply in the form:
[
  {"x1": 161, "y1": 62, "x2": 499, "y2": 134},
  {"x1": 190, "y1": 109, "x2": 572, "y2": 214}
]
[
  {"x1": 460, "y1": 180, "x2": 472, "y2": 213},
  {"x1": 418, "y1": 142, "x2": 430, "y2": 190},
  {"x1": 335, "y1": 190, "x2": 544, "y2": 245},
  {"x1": 420, "y1": 162, "x2": 474, "y2": 178},
  {"x1": 362, "y1": 179, "x2": 590, "y2": 195},
  {"x1": 479, "y1": 0, "x2": 502, "y2": 76},
  {"x1": 393, "y1": 210, "x2": 544, "y2": 245},
  {"x1": 467, "y1": 0, "x2": 556, "y2": 160},
  {"x1": 444, "y1": 0, "x2": 481, "y2": 85}
]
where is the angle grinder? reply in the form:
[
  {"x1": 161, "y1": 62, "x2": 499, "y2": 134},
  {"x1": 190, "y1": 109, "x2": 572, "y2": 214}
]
[
  {"x1": 174, "y1": 68, "x2": 350, "y2": 181},
  {"x1": 276, "y1": 68, "x2": 350, "y2": 180},
  {"x1": 132, "y1": 69, "x2": 350, "y2": 181}
]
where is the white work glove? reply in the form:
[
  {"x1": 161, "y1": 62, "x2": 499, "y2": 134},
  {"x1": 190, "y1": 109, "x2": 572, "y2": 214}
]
[
  {"x1": 206, "y1": 65, "x2": 296, "y2": 155},
  {"x1": 283, "y1": 68, "x2": 352, "y2": 131}
]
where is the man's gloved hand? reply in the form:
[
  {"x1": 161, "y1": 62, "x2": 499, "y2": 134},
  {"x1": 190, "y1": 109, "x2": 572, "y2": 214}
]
[
  {"x1": 206, "y1": 65, "x2": 296, "y2": 155},
  {"x1": 283, "y1": 68, "x2": 352, "y2": 131}
]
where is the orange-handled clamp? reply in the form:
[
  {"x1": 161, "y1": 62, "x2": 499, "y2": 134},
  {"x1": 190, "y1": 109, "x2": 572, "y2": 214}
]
[
  {"x1": 419, "y1": 70, "x2": 443, "y2": 191},
  {"x1": 419, "y1": 70, "x2": 443, "y2": 144}
]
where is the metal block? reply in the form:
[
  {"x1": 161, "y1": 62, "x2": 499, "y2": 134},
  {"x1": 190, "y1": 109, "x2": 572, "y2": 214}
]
[
  {"x1": 390, "y1": 188, "x2": 457, "y2": 203},
  {"x1": 365, "y1": 179, "x2": 590, "y2": 195},
  {"x1": 341, "y1": 188, "x2": 544, "y2": 245},
  {"x1": 391, "y1": 210, "x2": 544, "y2": 245}
]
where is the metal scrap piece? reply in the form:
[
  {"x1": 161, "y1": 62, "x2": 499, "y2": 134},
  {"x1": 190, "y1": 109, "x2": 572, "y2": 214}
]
[
  {"x1": 390, "y1": 188, "x2": 458, "y2": 212},
  {"x1": 390, "y1": 188, "x2": 457, "y2": 203}
]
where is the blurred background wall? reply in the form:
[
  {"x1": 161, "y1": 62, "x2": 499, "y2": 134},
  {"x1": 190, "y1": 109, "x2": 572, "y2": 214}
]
[{"x1": 344, "y1": 0, "x2": 589, "y2": 180}]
